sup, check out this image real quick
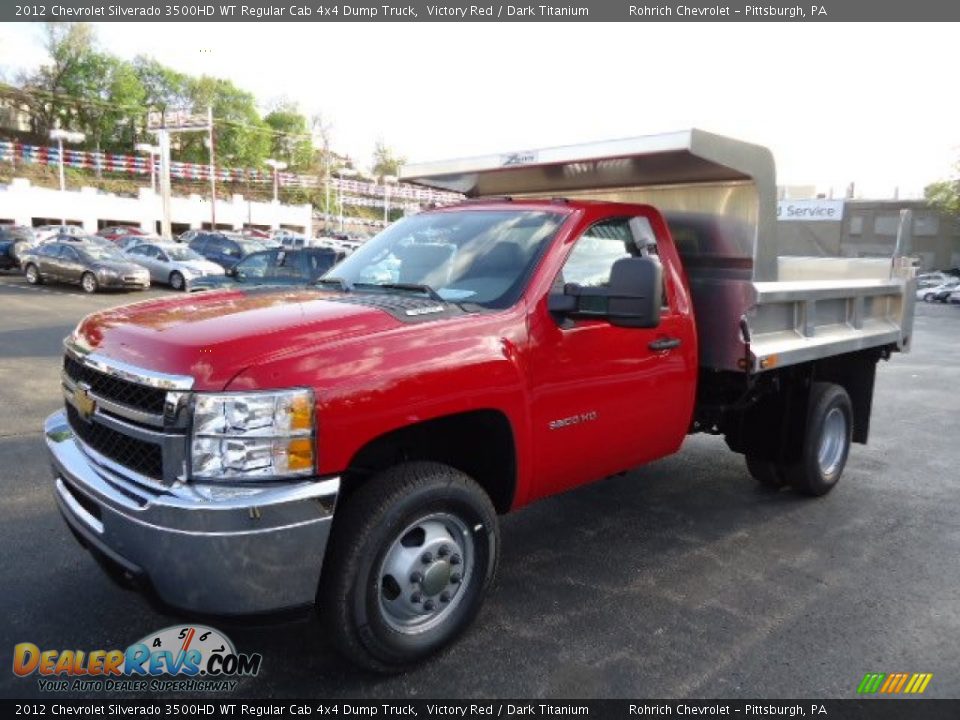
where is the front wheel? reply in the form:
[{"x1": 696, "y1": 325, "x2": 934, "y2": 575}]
[
  {"x1": 787, "y1": 382, "x2": 853, "y2": 496},
  {"x1": 319, "y1": 462, "x2": 499, "y2": 672},
  {"x1": 81, "y1": 272, "x2": 99, "y2": 294},
  {"x1": 24, "y1": 263, "x2": 42, "y2": 285},
  {"x1": 169, "y1": 271, "x2": 186, "y2": 291},
  {"x1": 923, "y1": 293, "x2": 934, "y2": 303}
]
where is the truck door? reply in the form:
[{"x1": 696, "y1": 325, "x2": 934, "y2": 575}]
[{"x1": 528, "y1": 214, "x2": 696, "y2": 501}]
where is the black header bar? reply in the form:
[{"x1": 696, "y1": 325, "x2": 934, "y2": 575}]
[{"x1": 4, "y1": 0, "x2": 960, "y2": 22}]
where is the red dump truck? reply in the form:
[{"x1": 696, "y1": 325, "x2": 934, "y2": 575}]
[{"x1": 47, "y1": 130, "x2": 916, "y2": 670}]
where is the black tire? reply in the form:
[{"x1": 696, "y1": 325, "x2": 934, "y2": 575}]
[
  {"x1": 169, "y1": 271, "x2": 186, "y2": 291},
  {"x1": 786, "y1": 382, "x2": 853, "y2": 497},
  {"x1": 319, "y1": 461, "x2": 499, "y2": 672},
  {"x1": 923, "y1": 293, "x2": 934, "y2": 303},
  {"x1": 81, "y1": 272, "x2": 99, "y2": 294},
  {"x1": 24, "y1": 263, "x2": 42, "y2": 285},
  {"x1": 745, "y1": 456, "x2": 787, "y2": 488}
]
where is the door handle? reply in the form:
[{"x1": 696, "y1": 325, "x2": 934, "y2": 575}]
[{"x1": 648, "y1": 337, "x2": 682, "y2": 352}]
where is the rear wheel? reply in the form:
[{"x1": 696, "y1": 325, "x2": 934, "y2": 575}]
[
  {"x1": 786, "y1": 382, "x2": 852, "y2": 496},
  {"x1": 24, "y1": 263, "x2": 42, "y2": 285},
  {"x1": 319, "y1": 461, "x2": 499, "y2": 672},
  {"x1": 169, "y1": 271, "x2": 186, "y2": 291},
  {"x1": 923, "y1": 293, "x2": 934, "y2": 303},
  {"x1": 81, "y1": 272, "x2": 98, "y2": 294}
]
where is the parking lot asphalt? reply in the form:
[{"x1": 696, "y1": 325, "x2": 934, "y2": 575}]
[{"x1": 0, "y1": 271, "x2": 958, "y2": 700}]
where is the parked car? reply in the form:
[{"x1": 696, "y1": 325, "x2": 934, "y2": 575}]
[
  {"x1": 35, "y1": 224, "x2": 84, "y2": 243},
  {"x1": 43, "y1": 233, "x2": 118, "y2": 251},
  {"x1": 21, "y1": 241, "x2": 150, "y2": 293},
  {"x1": 916, "y1": 280, "x2": 959, "y2": 303},
  {"x1": 188, "y1": 231, "x2": 266, "y2": 270},
  {"x1": 241, "y1": 228, "x2": 272, "y2": 240},
  {"x1": 0, "y1": 225, "x2": 37, "y2": 268},
  {"x1": 124, "y1": 242, "x2": 224, "y2": 290},
  {"x1": 97, "y1": 226, "x2": 145, "y2": 242},
  {"x1": 177, "y1": 229, "x2": 203, "y2": 245},
  {"x1": 949, "y1": 288, "x2": 960, "y2": 305},
  {"x1": 190, "y1": 247, "x2": 344, "y2": 291},
  {"x1": 117, "y1": 234, "x2": 162, "y2": 252}
]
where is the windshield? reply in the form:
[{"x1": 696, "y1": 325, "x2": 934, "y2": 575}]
[
  {"x1": 165, "y1": 245, "x2": 202, "y2": 261},
  {"x1": 81, "y1": 245, "x2": 126, "y2": 262},
  {"x1": 324, "y1": 209, "x2": 566, "y2": 308}
]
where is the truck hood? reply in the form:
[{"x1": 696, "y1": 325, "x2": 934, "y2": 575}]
[{"x1": 71, "y1": 288, "x2": 404, "y2": 389}]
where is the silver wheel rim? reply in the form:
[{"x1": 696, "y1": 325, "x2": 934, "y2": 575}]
[
  {"x1": 26, "y1": 266, "x2": 37, "y2": 283},
  {"x1": 83, "y1": 275, "x2": 95, "y2": 292},
  {"x1": 818, "y1": 407, "x2": 847, "y2": 476},
  {"x1": 377, "y1": 512, "x2": 474, "y2": 635},
  {"x1": 171, "y1": 273, "x2": 183, "y2": 289}
]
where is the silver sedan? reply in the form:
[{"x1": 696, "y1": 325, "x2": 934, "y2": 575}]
[{"x1": 124, "y1": 242, "x2": 224, "y2": 291}]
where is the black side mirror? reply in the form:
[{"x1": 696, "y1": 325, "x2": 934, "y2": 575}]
[{"x1": 548, "y1": 256, "x2": 662, "y2": 329}]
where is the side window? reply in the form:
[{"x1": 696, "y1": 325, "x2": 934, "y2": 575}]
[
  {"x1": 238, "y1": 252, "x2": 270, "y2": 278},
  {"x1": 41, "y1": 244, "x2": 62, "y2": 258},
  {"x1": 562, "y1": 218, "x2": 637, "y2": 288},
  {"x1": 559, "y1": 216, "x2": 668, "y2": 309},
  {"x1": 61, "y1": 246, "x2": 80, "y2": 263},
  {"x1": 223, "y1": 240, "x2": 242, "y2": 258}
]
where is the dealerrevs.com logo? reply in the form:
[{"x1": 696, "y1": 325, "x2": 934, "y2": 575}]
[{"x1": 13, "y1": 625, "x2": 262, "y2": 693}]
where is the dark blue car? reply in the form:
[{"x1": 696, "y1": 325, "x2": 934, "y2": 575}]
[
  {"x1": 190, "y1": 247, "x2": 345, "y2": 291},
  {"x1": 187, "y1": 232, "x2": 266, "y2": 271}
]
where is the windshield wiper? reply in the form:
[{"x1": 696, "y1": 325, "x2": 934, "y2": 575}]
[
  {"x1": 315, "y1": 276, "x2": 353, "y2": 292},
  {"x1": 354, "y1": 282, "x2": 446, "y2": 304}
]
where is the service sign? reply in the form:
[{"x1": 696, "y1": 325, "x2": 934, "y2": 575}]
[{"x1": 777, "y1": 199, "x2": 845, "y2": 222}]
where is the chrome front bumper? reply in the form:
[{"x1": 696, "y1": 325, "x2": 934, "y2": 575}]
[{"x1": 45, "y1": 410, "x2": 339, "y2": 615}]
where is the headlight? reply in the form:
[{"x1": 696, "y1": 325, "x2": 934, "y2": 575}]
[{"x1": 190, "y1": 389, "x2": 315, "y2": 481}]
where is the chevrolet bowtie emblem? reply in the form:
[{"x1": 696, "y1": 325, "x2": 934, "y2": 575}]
[{"x1": 73, "y1": 383, "x2": 96, "y2": 422}]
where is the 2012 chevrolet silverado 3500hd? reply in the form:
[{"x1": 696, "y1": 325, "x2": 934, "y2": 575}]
[{"x1": 46, "y1": 130, "x2": 916, "y2": 671}]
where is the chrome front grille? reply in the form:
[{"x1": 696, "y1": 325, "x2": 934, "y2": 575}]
[
  {"x1": 61, "y1": 342, "x2": 194, "y2": 486},
  {"x1": 66, "y1": 404, "x2": 164, "y2": 480},
  {"x1": 63, "y1": 355, "x2": 167, "y2": 415}
]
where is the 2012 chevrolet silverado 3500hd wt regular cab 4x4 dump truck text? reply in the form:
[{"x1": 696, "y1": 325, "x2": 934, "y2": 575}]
[{"x1": 46, "y1": 130, "x2": 917, "y2": 671}]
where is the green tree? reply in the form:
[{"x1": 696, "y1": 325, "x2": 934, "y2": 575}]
[
  {"x1": 263, "y1": 101, "x2": 313, "y2": 170},
  {"x1": 371, "y1": 139, "x2": 405, "y2": 180},
  {"x1": 181, "y1": 75, "x2": 270, "y2": 167},
  {"x1": 21, "y1": 22, "x2": 98, "y2": 139},
  {"x1": 925, "y1": 175, "x2": 960, "y2": 217},
  {"x1": 132, "y1": 55, "x2": 190, "y2": 113}
]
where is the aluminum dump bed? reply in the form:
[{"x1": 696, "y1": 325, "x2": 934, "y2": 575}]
[{"x1": 401, "y1": 129, "x2": 916, "y2": 373}]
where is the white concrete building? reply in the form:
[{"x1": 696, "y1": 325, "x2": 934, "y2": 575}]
[{"x1": 0, "y1": 179, "x2": 312, "y2": 236}]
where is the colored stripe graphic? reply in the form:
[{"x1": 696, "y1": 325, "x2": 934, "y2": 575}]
[{"x1": 858, "y1": 672, "x2": 932, "y2": 694}]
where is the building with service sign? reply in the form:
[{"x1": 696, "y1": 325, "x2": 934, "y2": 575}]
[{"x1": 776, "y1": 197, "x2": 960, "y2": 271}]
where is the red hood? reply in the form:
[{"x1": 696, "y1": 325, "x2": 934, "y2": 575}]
[{"x1": 72, "y1": 288, "x2": 402, "y2": 390}]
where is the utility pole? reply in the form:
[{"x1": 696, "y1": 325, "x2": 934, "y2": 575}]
[
  {"x1": 207, "y1": 106, "x2": 217, "y2": 229},
  {"x1": 158, "y1": 129, "x2": 173, "y2": 239}
]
